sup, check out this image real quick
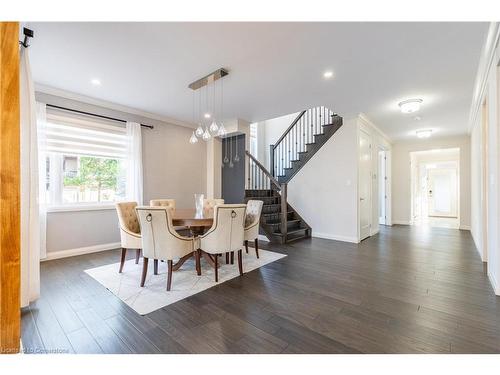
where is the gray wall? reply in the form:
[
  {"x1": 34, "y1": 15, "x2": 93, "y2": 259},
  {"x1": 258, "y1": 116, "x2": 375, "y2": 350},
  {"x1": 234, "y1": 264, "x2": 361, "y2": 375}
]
[{"x1": 37, "y1": 91, "x2": 207, "y2": 255}]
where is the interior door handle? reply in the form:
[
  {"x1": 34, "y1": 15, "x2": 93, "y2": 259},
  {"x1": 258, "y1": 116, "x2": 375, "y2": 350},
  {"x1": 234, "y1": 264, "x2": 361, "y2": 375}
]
[{"x1": 360, "y1": 198, "x2": 365, "y2": 201}]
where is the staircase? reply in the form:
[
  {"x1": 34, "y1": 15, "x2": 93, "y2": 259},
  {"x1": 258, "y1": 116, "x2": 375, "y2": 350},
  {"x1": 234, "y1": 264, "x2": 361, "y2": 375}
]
[{"x1": 245, "y1": 106, "x2": 343, "y2": 243}]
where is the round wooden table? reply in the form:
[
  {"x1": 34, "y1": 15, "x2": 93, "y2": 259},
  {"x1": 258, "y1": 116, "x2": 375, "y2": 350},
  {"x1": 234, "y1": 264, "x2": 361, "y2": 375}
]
[{"x1": 169, "y1": 208, "x2": 219, "y2": 270}]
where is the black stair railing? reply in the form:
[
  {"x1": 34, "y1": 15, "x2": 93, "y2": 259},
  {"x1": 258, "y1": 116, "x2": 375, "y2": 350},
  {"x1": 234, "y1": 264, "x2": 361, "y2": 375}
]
[
  {"x1": 270, "y1": 106, "x2": 336, "y2": 178},
  {"x1": 246, "y1": 150, "x2": 289, "y2": 238}
]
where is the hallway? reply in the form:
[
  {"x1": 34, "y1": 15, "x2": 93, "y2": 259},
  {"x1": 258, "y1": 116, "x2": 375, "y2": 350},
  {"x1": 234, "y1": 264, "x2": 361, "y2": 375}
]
[{"x1": 21, "y1": 225, "x2": 500, "y2": 353}]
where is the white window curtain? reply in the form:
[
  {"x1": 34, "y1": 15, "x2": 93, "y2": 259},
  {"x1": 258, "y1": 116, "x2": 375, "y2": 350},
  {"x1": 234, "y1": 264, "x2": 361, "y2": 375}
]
[
  {"x1": 20, "y1": 45, "x2": 46, "y2": 307},
  {"x1": 126, "y1": 122, "x2": 143, "y2": 204}
]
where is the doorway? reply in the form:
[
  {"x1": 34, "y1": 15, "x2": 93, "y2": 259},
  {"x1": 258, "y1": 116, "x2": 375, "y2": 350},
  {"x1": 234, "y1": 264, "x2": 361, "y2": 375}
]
[
  {"x1": 359, "y1": 129, "x2": 372, "y2": 240},
  {"x1": 378, "y1": 149, "x2": 388, "y2": 225},
  {"x1": 410, "y1": 148, "x2": 460, "y2": 229}
]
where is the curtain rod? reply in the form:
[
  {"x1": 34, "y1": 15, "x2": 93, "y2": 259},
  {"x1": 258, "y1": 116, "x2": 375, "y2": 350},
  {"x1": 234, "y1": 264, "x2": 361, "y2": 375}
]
[{"x1": 46, "y1": 104, "x2": 154, "y2": 130}]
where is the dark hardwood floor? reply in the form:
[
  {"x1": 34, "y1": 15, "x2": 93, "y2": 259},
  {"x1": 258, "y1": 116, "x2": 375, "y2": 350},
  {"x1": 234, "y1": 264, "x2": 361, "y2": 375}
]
[{"x1": 21, "y1": 225, "x2": 500, "y2": 354}]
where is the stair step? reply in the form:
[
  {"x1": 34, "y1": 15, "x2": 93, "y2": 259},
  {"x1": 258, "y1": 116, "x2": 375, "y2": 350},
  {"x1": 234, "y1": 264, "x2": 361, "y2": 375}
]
[{"x1": 273, "y1": 227, "x2": 309, "y2": 236}]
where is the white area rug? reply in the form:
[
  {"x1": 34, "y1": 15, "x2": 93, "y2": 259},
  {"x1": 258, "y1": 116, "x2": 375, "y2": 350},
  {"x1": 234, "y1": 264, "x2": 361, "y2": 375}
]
[{"x1": 85, "y1": 249, "x2": 286, "y2": 315}]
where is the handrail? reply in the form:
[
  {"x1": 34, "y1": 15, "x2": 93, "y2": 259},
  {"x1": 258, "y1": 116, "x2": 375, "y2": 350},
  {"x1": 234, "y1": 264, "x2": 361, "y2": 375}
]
[
  {"x1": 272, "y1": 110, "x2": 306, "y2": 151},
  {"x1": 245, "y1": 150, "x2": 281, "y2": 189}
]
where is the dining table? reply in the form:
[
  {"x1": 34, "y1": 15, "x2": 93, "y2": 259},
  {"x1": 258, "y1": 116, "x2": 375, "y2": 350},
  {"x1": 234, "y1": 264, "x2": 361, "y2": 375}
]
[{"x1": 169, "y1": 208, "x2": 220, "y2": 270}]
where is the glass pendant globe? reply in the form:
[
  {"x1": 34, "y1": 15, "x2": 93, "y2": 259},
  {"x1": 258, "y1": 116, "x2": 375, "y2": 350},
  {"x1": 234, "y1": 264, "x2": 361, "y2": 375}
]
[
  {"x1": 217, "y1": 124, "x2": 226, "y2": 137},
  {"x1": 209, "y1": 120, "x2": 219, "y2": 133},
  {"x1": 195, "y1": 124, "x2": 204, "y2": 137},
  {"x1": 189, "y1": 131, "x2": 198, "y2": 144},
  {"x1": 202, "y1": 127, "x2": 211, "y2": 140}
]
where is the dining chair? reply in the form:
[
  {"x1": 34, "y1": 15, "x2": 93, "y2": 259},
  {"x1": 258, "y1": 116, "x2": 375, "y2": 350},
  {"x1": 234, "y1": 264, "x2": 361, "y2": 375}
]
[
  {"x1": 136, "y1": 207, "x2": 196, "y2": 291},
  {"x1": 115, "y1": 202, "x2": 142, "y2": 273},
  {"x1": 198, "y1": 204, "x2": 246, "y2": 282},
  {"x1": 203, "y1": 198, "x2": 224, "y2": 213},
  {"x1": 244, "y1": 200, "x2": 264, "y2": 259},
  {"x1": 149, "y1": 199, "x2": 176, "y2": 210}
]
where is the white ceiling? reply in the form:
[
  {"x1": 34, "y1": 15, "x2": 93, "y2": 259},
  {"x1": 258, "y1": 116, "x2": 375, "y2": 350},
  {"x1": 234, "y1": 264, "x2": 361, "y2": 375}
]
[{"x1": 28, "y1": 22, "x2": 488, "y2": 141}]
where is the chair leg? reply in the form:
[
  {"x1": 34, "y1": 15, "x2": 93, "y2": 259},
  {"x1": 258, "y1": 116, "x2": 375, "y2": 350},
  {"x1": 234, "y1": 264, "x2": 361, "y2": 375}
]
[
  {"x1": 154, "y1": 259, "x2": 158, "y2": 275},
  {"x1": 195, "y1": 249, "x2": 201, "y2": 276},
  {"x1": 214, "y1": 254, "x2": 219, "y2": 282},
  {"x1": 135, "y1": 249, "x2": 141, "y2": 264},
  {"x1": 230, "y1": 251, "x2": 234, "y2": 264},
  {"x1": 226, "y1": 252, "x2": 230, "y2": 264},
  {"x1": 245, "y1": 240, "x2": 249, "y2": 253},
  {"x1": 167, "y1": 260, "x2": 173, "y2": 291},
  {"x1": 119, "y1": 248, "x2": 127, "y2": 273},
  {"x1": 254, "y1": 238, "x2": 259, "y2": 259},
  {"x1": 140, "y1": 257, "x2": 149, "y2": 287},
  {"x1": 237, "y1": 249, "x2": 243, "y2": 276}
]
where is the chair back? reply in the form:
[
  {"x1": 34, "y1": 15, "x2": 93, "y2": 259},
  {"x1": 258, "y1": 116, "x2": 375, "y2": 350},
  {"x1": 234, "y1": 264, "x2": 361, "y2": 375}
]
[
  {"x1": 150, "y1": 199, "x2": 176, "y2": 210},
  {"x1": 202, "y1": 204, "x2": 246, "y2": 253},
  {"x1": 245, "y1": 200, "x2": 263, "y2": 228},
  {"x1": 116, "y1": 202, "x2": 140, "y2": 234},
  {"x1": 203, "y1": 198, "x2": 224, "y2": 212},
  {"x1": 136, "y1": 207, "x2": 192, "y2": 260}
]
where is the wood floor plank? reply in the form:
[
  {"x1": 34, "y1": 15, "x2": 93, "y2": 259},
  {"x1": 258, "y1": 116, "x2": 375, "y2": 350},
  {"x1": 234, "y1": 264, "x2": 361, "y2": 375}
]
[{"x1": 23, "y1": 225, "x2": 500, "y2": 353}]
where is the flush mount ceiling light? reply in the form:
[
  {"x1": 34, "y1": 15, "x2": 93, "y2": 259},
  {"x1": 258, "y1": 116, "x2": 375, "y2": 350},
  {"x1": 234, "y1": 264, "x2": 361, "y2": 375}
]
[
  {"x1": 399, "y1": 98, "x2": 423, "y2": 114},
  {"x1": 90, "y1": 78, "x2": 101, "y2": 86},
  {"x1": 416, "y1": 129, "x2": 432, "y2": 138},
  {"x1": 323, "y1": 70, "x2": 334, "y2": 79},
  {"x1": 204, "y1": 113, "x2": 211, "y2": 119}
]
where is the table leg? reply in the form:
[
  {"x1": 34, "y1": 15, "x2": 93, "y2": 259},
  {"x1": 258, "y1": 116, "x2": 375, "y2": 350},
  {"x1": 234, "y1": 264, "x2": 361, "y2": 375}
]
[
  {"x1": 172, "y1": 252, "x2": 194, "y2": 271},
  {"x1": 200, "y1": 251, "x2": 221, "y2": 268}
]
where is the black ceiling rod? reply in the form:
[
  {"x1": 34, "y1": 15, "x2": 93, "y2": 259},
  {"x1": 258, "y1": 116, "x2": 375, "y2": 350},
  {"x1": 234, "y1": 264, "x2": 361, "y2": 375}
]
[{"x1": 20, "y1": 27, "x2": 34, "y2": 48}]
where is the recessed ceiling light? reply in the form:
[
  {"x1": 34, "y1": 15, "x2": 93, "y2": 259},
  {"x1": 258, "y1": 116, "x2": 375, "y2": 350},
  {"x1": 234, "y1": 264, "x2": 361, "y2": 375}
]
[
  {"x1": 204, "y1": 113, "x2": 211, "y2": 119},
  {"x1": 90, "y1": 78, "x2": 101, "y2": 86},
  {"x1": 399, "y1": 98, "x2": 423, "y2": 114},
  {"x1": 416, "y1": 129, "x2": 432, "y2": 138},
  {"x1": 323, "y1": 71, "x2": 334, "y2": 79}
]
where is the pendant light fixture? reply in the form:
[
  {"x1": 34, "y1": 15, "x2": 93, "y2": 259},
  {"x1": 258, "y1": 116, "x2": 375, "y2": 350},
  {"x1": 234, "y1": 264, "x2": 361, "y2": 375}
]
[
  {"x1": 229, "y1": 136, "x2": 234, "y2": 168},
  {"x1": 234, "y1": 135, "x2": 240, "y2": 162},
  {"x1": 188, "y1": 68, "x2": 228, "y2": 144},
  {"x1": 223, "y1": 137, "x2": 229, "y2": 164}
]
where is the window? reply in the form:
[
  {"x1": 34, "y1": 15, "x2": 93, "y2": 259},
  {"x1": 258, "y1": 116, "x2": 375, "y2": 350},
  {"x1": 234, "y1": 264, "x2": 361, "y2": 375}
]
[{"x1": 42, "y1": 108, "x2": 128, "y2": 208}]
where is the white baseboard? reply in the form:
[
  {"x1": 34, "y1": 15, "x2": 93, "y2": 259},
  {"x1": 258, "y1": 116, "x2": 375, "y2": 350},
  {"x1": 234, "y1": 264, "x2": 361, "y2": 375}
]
[
  {"x1": 42, "y1": 242, "x2": 121, "y2": 261},
  {"x1": 312, "y1": 232, "x2": 359, "y2": 243},
  {"x1": 488, "y1": 272, "x2": 500, "y2": 296},
  {"x1": 391, "y1": 220, "x2": 411, "y2": 225},
  {"x1": 459, "y1": 225, "x2": 471, "y2": 231}
]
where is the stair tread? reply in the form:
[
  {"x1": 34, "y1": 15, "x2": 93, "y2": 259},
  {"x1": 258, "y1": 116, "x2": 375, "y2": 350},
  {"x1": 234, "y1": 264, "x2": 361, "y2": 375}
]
[{"x1": 273, "y1": 227, "x2": 309, "y2": 236}]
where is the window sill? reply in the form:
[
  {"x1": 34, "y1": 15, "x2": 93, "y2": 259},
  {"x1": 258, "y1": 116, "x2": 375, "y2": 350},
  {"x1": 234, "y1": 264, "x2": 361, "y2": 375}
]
[{"x1": 47, "y1": 204, "x2": 117, "y2": 213}]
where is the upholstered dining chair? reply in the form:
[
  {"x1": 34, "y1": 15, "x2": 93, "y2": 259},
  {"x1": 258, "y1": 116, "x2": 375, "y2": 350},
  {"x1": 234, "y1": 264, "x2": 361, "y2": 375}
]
[
  {"x1": 136, "y1": 207, "x2": 196, "y2": 291},
  {"x1": 244, "y1": 200, "x2": 264, "y2": 259},
  {"x1": 197, "y1": 204, "x2": 246, "y2": 282},
  {"x1": 115, "y1": 202, "x2": 142, "y2": 273},
  {"x1": 149, "y1": 199, "x2": 176, "y2": 210},
  {"x1": 203, "y1": 198, "x2": 224, "y2": 213}
]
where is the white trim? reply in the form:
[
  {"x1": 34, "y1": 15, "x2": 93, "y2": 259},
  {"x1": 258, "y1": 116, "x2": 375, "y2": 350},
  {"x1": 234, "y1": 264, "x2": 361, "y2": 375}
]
[
  {"x1": 370, "y1": 228, "x2": 380, "y2": 236},
  {"x1": 312, "y1": 232, "x2": 359, "y2": 243},
  {"x1": 358, "y1": 113, "x2": 392, "y2": 145},
  {"x1": 488, "y1": 272, "x2": 500, "y2": 296},
  {"x1": 459, "y1": 225, "x2": 471, "y2": 231},
  {"x1": 469, "y1": 23, "x2": 500, "y2": 133},
  {"x1": 47, "y1": 204, "x2": 117, "y2": 213},
  {"x1": 42, "y1": 242, "x2": 121, "y2": 261},
  {"x1": 35, "y1": 83, "x2": 195, "y2": 130},
  {"x1": 392, "y1": 220, "x2": 411, "y2": 225}
]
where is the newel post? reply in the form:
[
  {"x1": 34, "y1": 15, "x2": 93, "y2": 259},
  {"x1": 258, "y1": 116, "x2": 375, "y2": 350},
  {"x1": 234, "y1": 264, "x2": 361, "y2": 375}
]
[
  {"x1": 269, "y1": 145, "x2": 275, "y2": 177},
  {"x1": 280, "y1": 183, "x2": 288, "y2": 240}
]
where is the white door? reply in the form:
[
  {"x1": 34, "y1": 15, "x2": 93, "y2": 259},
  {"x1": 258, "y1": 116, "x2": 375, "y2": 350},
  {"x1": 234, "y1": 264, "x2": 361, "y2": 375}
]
[
  {"x1": 378, "y1": 150, "x2": 386, "y2": 225},
  {"x1": 428, "y1": 168, "x2": 458, "y2": 217},
  {"x1": 359, "y1": 130, "x2": 372, "y2": 240}
]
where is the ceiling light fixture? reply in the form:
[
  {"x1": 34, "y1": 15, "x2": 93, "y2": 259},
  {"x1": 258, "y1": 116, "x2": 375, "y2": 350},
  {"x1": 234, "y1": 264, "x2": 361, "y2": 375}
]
[
  {"x1": 90, "y1": 78, "x2": 101, "y2": 86},
  {"x1": 323, "y1": 71, "x2": 334, "y2": 79},
  {"x1": 399, "y1": 98, "x2": 423, "y2": 114},
  {"x1": 188, "y1": 68, "x2": 228, "y2": 144},
  {"x1": 416, "y1": 129, "x2": 432, "y2": 138}
]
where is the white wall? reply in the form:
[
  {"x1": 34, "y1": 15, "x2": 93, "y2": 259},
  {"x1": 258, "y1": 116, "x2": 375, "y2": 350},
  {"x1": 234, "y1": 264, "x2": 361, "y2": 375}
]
[
  {"x1": 287, "y1": 119, "x2": 359, "y2": 242},
  {"x1": 391, "y1": 135, "x2": 471, "y2": 229},
  {"x1": 36, "y1": 91, "x2": 207, "y2": 258},
  {"x1": 470, "y1": 115, "x2": 482, "y2": 258}
]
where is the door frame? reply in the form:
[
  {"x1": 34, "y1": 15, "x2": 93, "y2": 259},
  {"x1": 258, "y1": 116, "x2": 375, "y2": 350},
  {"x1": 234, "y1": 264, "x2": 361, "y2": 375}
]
[{"x1": 358, "y1": 128, "x2": 372, "y2": 242}]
